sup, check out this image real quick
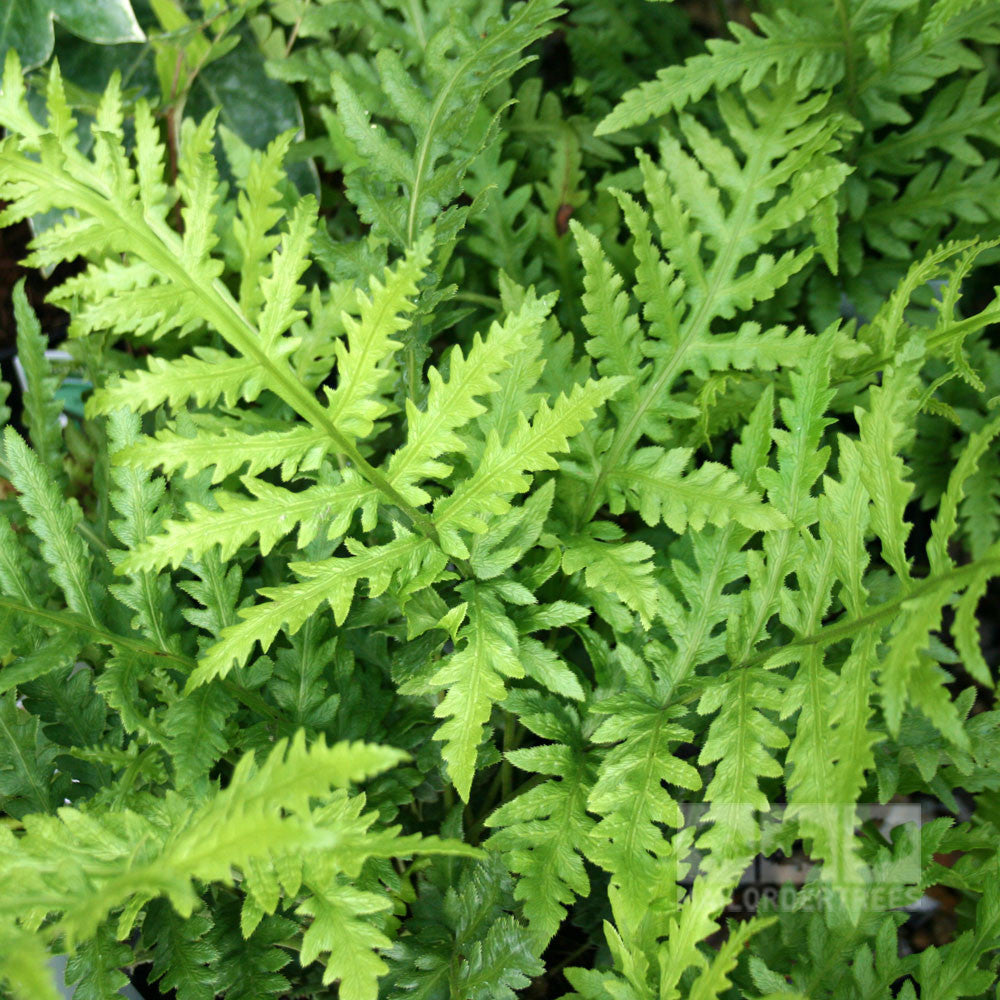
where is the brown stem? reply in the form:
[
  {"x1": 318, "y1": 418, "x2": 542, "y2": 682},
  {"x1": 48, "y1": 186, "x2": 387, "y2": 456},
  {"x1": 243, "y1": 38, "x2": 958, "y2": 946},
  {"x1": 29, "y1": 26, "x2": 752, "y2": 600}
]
[{"x1": 284, "y1": 16, "x2": 303, "y2": 57}]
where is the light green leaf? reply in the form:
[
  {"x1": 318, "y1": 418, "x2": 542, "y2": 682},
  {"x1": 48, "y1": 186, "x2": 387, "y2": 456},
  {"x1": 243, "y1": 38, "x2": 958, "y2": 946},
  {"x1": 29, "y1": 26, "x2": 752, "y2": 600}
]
[{"x1": 431, "y1": 585, "x2": 524, "y2": 801}]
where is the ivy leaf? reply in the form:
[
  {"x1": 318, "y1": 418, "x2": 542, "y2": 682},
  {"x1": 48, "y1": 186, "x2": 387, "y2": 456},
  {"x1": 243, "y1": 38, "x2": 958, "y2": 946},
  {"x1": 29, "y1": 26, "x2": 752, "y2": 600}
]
[
  {"x1": 0, "y1": 0, "x2": 144, "y2": 71},
  {"x1": 53, "y1": 0, "x2": 144, "y2": 45}
]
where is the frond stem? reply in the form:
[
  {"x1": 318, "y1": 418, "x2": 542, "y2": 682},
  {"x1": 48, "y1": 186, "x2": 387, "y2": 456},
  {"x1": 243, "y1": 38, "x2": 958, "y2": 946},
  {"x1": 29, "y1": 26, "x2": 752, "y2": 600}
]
[{"x1": 740, "y1": 552, "x2": 1000, "y2": 672}]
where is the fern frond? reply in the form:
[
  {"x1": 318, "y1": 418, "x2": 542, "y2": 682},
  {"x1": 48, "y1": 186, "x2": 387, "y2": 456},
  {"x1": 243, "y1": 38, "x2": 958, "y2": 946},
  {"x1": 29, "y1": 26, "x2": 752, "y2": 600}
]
[
  {"x1": 270, "y1": 618, "x2": 340, "y2": 733},
  {"x1": 297, "y1": 881, "x2": 392, "y2": 1000},
  {"x1": 560, "y1": 527, "x2": 659, "y2": 628},
  {"x1": 162, "y1": 683, "x2": 236, "y2": 791},
  {"x1": 927, "y1": 417, "x2": 1000, "y2": 579},
  {"x1": 142, "y1": 903, "x2": 218, "y2": 1000},
  {"x1": 0, "y1": 919, "x2": 61, "y2": 1000},
  {"x1": 576, "y1": 86, "x2": 849, "y2": 524},
  {"x1": 780, "y1": 529, "x2": 871, "y2": 910},
  {"x1": 2, "y1": 428, "x2": 96, "y2": 624},
  {"x1": 190, "y1": 534, "x2": 438, "y2": 687},
  {"x1": 573, "y1": 221, "x2": 645, "y2": 402},
  {"x1": 12, "y1": 281, "x2": 62, "y2": 478},
  {"x1": 87, "y1": 350, "x2": 265, "y2": 416},
  {"x1": 596, "y1": 10, "x2": 840, "y2": 134},
  {"x1": 694, "y1": 342, "x2": 834, "y2": 866},
  {"x1": 116, "y1": 425, "x2": 332, "y2": 484},
  {"x1": 0, "y1": 733, "x2": 454, "y2": 951},
  {"x1": 876, "y1": 409, "x2": 1000, "y2": 737},
  {"x1": 257, "y1": 199, "x2": 316, "y2": 351},
  {"x1": 687, "y1": 919, "x2": 772, "y2": 1000},
  {"x1": 779, "y1": 437, "x2": 878, "y2": 906},
  {"x1": 120, "y1": 474, "x2": 371, "y2": 572},
  {"x1": 384, "y1": 290, "x2": 555, "y2": 506},
  {"x1": 587, "y1": 644, "x2": 701, "y2": 894},
  {"x1": 322, "y1": 237, "x2": 430, "y2": 439},
  {"x1": 232, "y1": 130, "x2": 297, "y2": 319},
  {"x1": 869, "y1": 72, "x2": 1000, "y2": 173},
  {"x1": 696, "y1": 665, "x2": 787, "y2": 861},
  {"x1": 466, "y1": 141, "x2": 541, "y2": 283},
  {"x1": 469, "y1": 479, "x2": 555, "y2": 581},
  {"x1": 0, "y1": 693, "x2": 59, "y2": 816},
  {"x1": 332, "y1": 0, "x2": 561, "y2": 246},
  {"x1": 106, "y1": 409, "x2": 176, "y2": 650},
  {"x1": 485, "y1": 692, "x2": 595, "y2": 948},
  {"x1": 853, "y1": 349, "x2": 932, "y2": 730},
  {"x1": 434, "y1": 378, "x2": 618, "y2": 557},
  {"x1": 607, "y1": 446, "x2": 787, "y2": 533},
  {"x1": 0, "y1": 628, "x2": 83, "y2": 699},
  {"x1": 0, "y1": 64, "x2": 443, "y2": 552},
  {"x1": 430, "y1": 584, "x2": 523, "y2": 800},
  {"x1": 175, "y1": 111, "x2": 223, "y2": 280},
  {"x1": 654, "y1": 389, "x2": 776, "y2": 690}
]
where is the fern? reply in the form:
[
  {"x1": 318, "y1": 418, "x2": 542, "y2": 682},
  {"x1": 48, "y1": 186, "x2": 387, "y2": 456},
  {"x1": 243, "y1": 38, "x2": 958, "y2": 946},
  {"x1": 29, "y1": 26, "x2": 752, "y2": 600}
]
[
  {"x1": 2, "y1": 5, "x2": 1000, "y2": 999},
  {"x1": 0, "y1": 733, "x2": 471, "y2": 994},
  {"x1": 329, "y1": 0, "x2": 561, "y2": 249},
  {"x1": 569, "y1": 84, "x2": 848, "y2": 535},
  {"x1": 485, "y1": 691, "x2": 595, "y2": 948}
]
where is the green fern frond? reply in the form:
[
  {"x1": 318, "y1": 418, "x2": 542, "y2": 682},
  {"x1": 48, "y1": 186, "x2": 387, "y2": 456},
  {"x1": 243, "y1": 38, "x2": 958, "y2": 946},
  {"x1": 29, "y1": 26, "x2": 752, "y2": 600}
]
[
  {"x1": 587, "y1": 644, "x2": 701, "y2": 893},
  {"x1": 430, "y1": 584, "x2": 523, "y2": 800},
  {"x1": 232, "y1": 130, "x2": 297, "y2": 319},
  {"x1": 575, "y1": 86, "x2": 849, "y2": 525},
  {"x1": 687, "y1": 919, "x2": 773, "y2": 1000},
  {"x1": 332, "y1": 0, "x2": 561, "y2": 247},
  {"x1": 384, "y1": 290, "x2": 556, "y2": 506},
  {"x1": 87, "y1": 350, "x2": 265, "y2": 416},
  {"x1": 435, "y1": 378, "x2": 618, "y2": 557},
  {"x1": 2, "y1": 6, "x2": 1000, "y2": 995},
  {"x1": 560, "y1": 527, "x2": 659, "y2": 628},
  {"x1": 162, "y1": 683, "x2": 236, "y2": 791},
  {"x1": 876, "y1": 408, "x2": 1000, "y2": 737},
  {"x1": 116, "y1": 425, "x2": 333, "y2": 484},
  {"x1": 190, "y1": 534, "x2": 438, "y2": 687},
  {"x1": 121, "y1": 474, "x2": 370, "y2": 572},
  {"x1": 322, "y1": 238, "x2": 430, "y2": 439},
  {"x1": 780, "y1": 530, "x2": 871, "y2": 910},
  {"x1": 106, "y1": 409, "x2": 175, "y2": 650},
  {"x1": 485, "y1": 692, "x2": 595, "y2": 948},
  {"x1": 12, "y1": 282, "x2": 62, "y2": 478},
  {"x1": 0, "y1": 733, "x2": 465, "y2": 982},
  {"x1": 692, "y1": 341, "x2": 834, "y2": 867},
  {"x1": 853, "y1": 349, "x2": 927, "y2": 725},
  {"x1": 2, "y1": 428, "x2": 97, "y2": 624},
  {"x1": 0, "y1": 60, "x2": 442, "y2": 553},
  {"x1": 696, "y1": 665, "x2": 788, "y2": 861},
  {"x1": 607, "y1": 446, "x2": 787, "y2": 533},
  {"x1": 0, "y1": 693, "x2": 59, "y2": 816},
  {"x1": 297, "y1": 881, "x2": 392, "y2": 1000},
  {"x1": 0, "y1": 920, "x2": 61, "y2": 1000}
]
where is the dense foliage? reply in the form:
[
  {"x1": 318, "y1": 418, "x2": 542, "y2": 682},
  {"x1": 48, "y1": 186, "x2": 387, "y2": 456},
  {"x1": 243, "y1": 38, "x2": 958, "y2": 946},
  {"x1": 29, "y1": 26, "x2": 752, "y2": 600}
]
[{"x1": 1, "y1": 0, "x2": 1000, "y2": 997}]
